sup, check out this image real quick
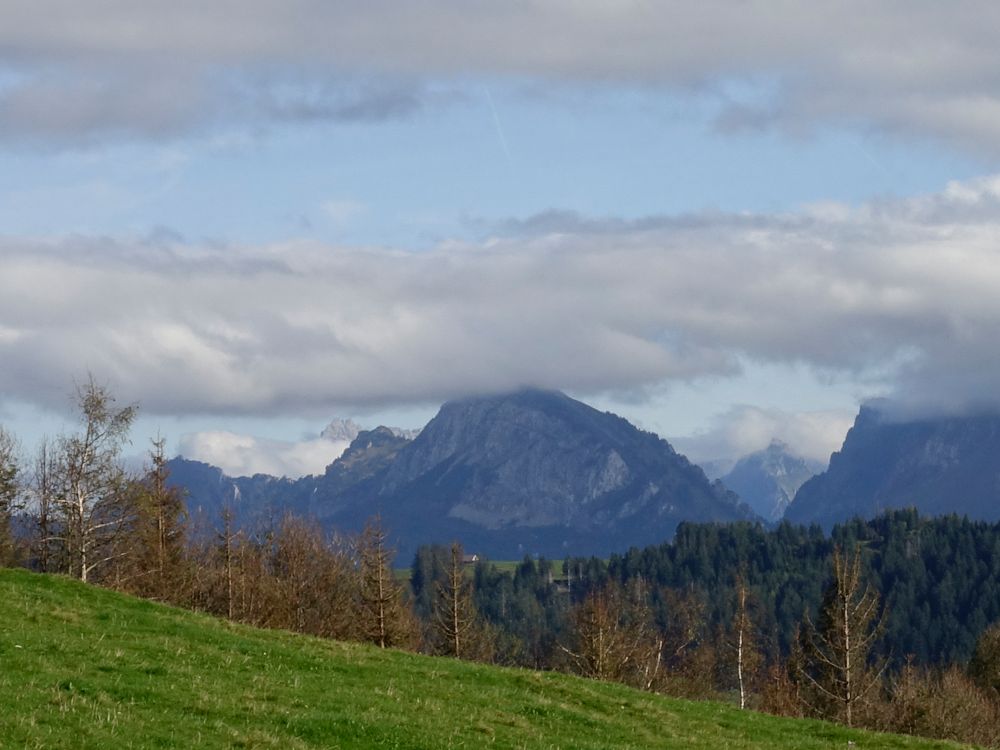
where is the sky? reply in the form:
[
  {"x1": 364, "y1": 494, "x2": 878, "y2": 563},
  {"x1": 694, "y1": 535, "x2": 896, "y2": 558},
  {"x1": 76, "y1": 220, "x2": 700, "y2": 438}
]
[{"x1": 2, "y1": 1, "x2": 1000, "y2": 477}]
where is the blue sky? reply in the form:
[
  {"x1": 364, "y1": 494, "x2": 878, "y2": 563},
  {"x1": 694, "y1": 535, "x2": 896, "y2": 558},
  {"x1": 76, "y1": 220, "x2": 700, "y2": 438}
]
[{"x1": 2, "y1": 2, "x2": 1000, "y2": 476}]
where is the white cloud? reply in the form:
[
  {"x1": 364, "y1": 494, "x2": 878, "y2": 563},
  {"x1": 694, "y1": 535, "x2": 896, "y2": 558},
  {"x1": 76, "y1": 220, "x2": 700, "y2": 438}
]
[
  {"x1": 177, "y1": 430, "x2": 350, "y2": 478},
  {"x1": 2, "y1": 2, "x2": 1000, "y2": 151},
  {"x1": 672, "y1": 406, "x2": 856, "y2": 466},
  {"x1": 3, "y1": 175, "x2": 1000, "y2": 421}
]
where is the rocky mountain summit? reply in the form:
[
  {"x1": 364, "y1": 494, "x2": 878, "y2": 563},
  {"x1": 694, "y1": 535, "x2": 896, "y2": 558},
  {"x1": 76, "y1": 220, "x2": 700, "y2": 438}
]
[
  {"x1": 170, "y1": 389, "x2": 755, "y2": 558},
  {"x1": 720, "y1": 440, "x2": 824, "y2": 523},
  {"x1": 319, "y1": 417, "x2": 364, "y2": 443},
  {"x1": 785, "y1": 403, "x2": 1000, "y2": 529}
]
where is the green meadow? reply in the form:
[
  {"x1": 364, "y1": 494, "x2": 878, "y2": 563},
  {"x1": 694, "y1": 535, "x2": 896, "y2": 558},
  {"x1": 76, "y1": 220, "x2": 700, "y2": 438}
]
[{"x1": 0, "y1": 568, "x2": 971, "y2": 749}]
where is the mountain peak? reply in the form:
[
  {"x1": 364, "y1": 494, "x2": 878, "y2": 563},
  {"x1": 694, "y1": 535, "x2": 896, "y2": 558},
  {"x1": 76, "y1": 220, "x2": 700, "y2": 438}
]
[
  {"x1": 785, "y1": 407, "x2": 1000, "y2": 528},
  {"x1": 720, "y1": 441, "x2": 823, "y2": 523},
  {"x1": 320, "y1": 417, "x2": 364, "y2": 443}
]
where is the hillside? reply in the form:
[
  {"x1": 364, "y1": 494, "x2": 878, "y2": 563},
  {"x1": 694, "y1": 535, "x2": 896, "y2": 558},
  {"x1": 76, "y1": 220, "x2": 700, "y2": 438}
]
[
  {"x1": 786, "y1": 404, "x2": 1000, "y2": 529},
  {"x1": 0, "y1": 569, "x2": 965, "y2": 750}
]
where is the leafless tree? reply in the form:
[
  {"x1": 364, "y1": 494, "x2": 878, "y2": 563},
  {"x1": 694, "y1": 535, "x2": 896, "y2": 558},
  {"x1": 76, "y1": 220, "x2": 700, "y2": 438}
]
[
  {"x1": 117, "y1": 437, "x2": 189, "y2": 602},
  {"x1": 269, "y1": 515, "x2": 358, "y2": 640},
  {"x1": 800, "y1": 544, "x2": 888, "y2": 726},
  {"x1": 725, "y1": 577, "x2": 762, "y2": 709},
  {"x1": 48, "y1": 376, "x2": 137, "y2": 582},
  {"x1": 30, "y1": 437, "x2": 60, "y2": 572},
  {"x1": 0, "y1": 426, "x2": 21, "y2": 566},
  {"x1": 562, "y1": 580, "x2": 661, "y2": 687},
  {"x1": 357, "y1": 517, "x2": 413, "y2": 649},
  {"x1": 432, "y1": 542, "x2": 481, "y2": 659}
]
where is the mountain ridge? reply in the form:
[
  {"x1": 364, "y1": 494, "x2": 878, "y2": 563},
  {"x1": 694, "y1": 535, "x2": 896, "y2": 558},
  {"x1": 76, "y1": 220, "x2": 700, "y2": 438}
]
[
  {"x1": 170, "y1": 388, "x2": 755, "y2": 558},
  {"x1": 785, "y1": 404, "x2": 1000, "y2": 528}
]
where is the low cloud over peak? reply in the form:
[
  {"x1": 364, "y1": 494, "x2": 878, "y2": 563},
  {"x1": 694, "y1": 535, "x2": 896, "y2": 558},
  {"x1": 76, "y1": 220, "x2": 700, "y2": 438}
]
[{"x1": 2, "y1": 176, "x2": 1000, "y2": 424}]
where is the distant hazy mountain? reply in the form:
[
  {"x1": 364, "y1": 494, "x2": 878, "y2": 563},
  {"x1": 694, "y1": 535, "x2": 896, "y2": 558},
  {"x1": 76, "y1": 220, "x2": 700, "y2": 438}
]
[
  {"x1": 321, "y1": 417, "x2": 419, "y2": 444},
  {"x1": 785, "y1": 404, "x2": 1000, "y2": 529},
  {"x1": 719, "y1": 440, "x2": 824, "y2": 523},
  {"x1": 170, "y1": 389, "x2": 755, "y2": 559},
  {"x1": 320, "y1": 418, "x2": 364, "y2": 443}
]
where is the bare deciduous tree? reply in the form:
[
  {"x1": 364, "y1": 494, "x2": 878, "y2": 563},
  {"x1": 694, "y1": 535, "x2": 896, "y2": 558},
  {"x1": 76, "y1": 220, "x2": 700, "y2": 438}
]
[
  {"x1": 800, "y1": 544, "x2": 888, "y2": 726},
  {"x1": 357, "y1": 517, "x2": 413, "y2": 649},
  {"x1": 432, "y1": 542, "x2": 481, "y2": 659},
  {"x1": 30, "y1": 437, "x2": 60, "y2": 572},
  {"x1": 120, "y1": 437, "x2": 189, "y2": 602},
  {"x1": 725, "y1": 577, "x2": 762, "y2": 709},
  {"x1": 0, "y1": 426, "x2": 21, "y2": 566},
  {"x1": 49, "y1": 376, "x2": 137, "y2": 582},
  {"x1": 562, "y1": 580, "x2": 661, "y2": 687}
]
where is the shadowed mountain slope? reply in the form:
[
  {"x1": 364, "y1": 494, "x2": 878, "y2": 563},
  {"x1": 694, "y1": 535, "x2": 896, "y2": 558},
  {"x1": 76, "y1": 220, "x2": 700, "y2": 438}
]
[
  {"x1": 786, "y1": 404, "x2": 1000, "y2": 529},
  {"x1": 171, "y1": 389, "x2": 755, "y2": 558}
]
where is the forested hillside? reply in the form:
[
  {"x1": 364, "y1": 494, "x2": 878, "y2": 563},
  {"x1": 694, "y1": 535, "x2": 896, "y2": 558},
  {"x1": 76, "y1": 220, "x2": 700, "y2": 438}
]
[{"x1": 458, "y1": 510, "x2": 1000, "y2": 669}]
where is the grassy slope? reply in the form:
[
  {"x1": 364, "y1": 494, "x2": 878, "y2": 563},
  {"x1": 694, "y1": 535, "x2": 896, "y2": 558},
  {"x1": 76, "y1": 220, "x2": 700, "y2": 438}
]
[{"x1": 0, "y1": 569, "x2": 970, "y2": 750}]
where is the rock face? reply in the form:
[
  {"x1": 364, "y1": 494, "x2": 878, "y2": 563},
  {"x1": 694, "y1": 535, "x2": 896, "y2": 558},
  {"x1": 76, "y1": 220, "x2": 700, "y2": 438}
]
[
  {"x1": 165, "y1": 457, "x2": 310, "y2": 527},
  {"x1": 320, "y1": 417, "x2": 364, "y2": 443},
  {"x1": 323, "y1": 389, "x2": 756, "y2": 558},
  {"x1": 170, "y1": 389, "x2": 756, "y2": 559},
  {"x1": 720, "y1": 440, "x2": 824, "y2": 523},
  {"x1": 785, "y1": 404, "x2": 1000, "y2": 529}
]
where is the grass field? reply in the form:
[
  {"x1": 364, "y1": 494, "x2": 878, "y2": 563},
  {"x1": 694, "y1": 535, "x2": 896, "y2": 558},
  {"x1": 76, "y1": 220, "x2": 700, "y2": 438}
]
[{"x1": 0, "y1": 568, "x2": 972, "y2": 749}]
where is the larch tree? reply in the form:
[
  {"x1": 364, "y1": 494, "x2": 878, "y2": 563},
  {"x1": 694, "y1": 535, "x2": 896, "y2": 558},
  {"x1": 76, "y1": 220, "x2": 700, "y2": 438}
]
[
  {"x1": 357, "y1": 517, "x2": 412, "y2": 649},
  {"x1": 800, "y1": 544, "x2": 888, "y2": 727},
  {"x1": 562, "y1": 580, "x2": 660, "y2": 687},
  {"x1": 125, "y1": 437, "x2": 188, "y2": 602},
  {"x1": 269, "y1": 516, "x2": 357, "y2": 639},
  {"x1": 51, "y1": 376, "x2": 137, "y2": 582},
  {"x1": 432, "y1": 542, "x2": 479, "y2": 659}
]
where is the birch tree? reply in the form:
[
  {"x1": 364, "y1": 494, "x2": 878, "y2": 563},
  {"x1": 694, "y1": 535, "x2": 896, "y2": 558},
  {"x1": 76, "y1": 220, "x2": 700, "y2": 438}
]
[
  {"x1": 725, "y1": 577, "x2": 762, "y2": 710},
  {"x1": 52, "y1": 376, "x2": 137, "y2": 582}
]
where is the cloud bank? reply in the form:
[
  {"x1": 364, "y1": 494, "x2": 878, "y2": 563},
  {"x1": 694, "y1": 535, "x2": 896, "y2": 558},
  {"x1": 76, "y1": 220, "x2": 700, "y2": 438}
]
[
  {"x1": 672, "y1": 406, "x2": 856, "y2": 467},
  {"x1": 3, "y1": 2, "x2": 1000, "y2": 151},
  {"x1": 177, "y1": 430, "x2": 350, "y2": 478},
  {"x1": 2, "y1": 175, "x2": 1000, "y2": 422}
]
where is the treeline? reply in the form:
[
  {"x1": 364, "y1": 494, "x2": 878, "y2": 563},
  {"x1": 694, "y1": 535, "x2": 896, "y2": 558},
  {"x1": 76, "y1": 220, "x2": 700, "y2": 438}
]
[
  {"x1": 2, "y1": 379, "x2": 1000, "y2": 746},
  {"x1": 436, "y1": 530, "x2": 1000, "y2": 746},
  {"x1": 570, "y1": 509, "x2": 1000, "y2": 666}
]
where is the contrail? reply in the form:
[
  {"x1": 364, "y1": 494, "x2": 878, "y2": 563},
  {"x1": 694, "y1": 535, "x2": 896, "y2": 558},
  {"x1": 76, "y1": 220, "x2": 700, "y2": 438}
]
[{"x1": 484, "y1": 87, "x2": 513, "y2": 168}]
